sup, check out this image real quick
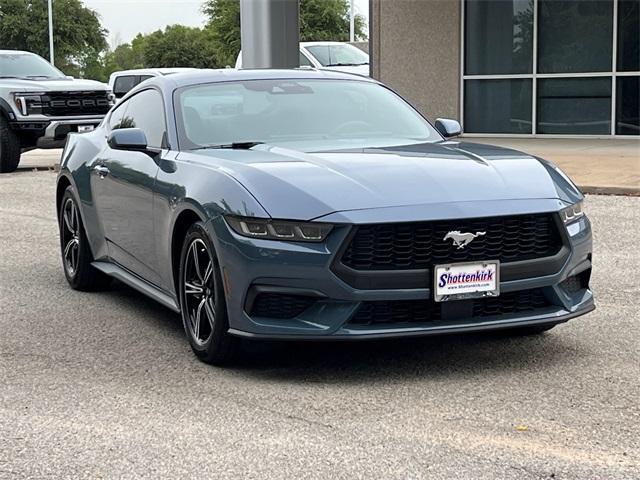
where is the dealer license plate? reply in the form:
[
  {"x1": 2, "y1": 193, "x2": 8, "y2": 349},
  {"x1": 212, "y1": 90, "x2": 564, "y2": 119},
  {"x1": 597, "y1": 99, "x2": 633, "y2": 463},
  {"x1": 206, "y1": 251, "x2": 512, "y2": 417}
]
[
  {"x1": 434, "y1": 260, "x2": 500, "y2": 302},
  {"x1": 77, "y1": 125, "x2": 95, "y2": 133}
]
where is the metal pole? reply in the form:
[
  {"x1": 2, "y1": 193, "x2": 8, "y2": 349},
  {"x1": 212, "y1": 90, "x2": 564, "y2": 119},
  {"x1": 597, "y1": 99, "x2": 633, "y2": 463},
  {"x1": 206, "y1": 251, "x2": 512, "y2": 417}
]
[
  {"x1": 350, "y1": 0, "x2": 355, "y2": 42},
  {"x1": 240, "y1": 0, "x2": 299, "y2": 69},
  {"x1": 48, "y1": 0, "x2": 54, "y2": 65}
]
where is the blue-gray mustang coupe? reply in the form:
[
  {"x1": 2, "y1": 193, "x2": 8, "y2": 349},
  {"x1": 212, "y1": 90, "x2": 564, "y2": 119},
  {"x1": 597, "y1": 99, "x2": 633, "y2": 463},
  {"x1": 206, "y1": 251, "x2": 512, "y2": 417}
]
[{"x1": 56, "y1": 69, "x2": 594, "y2": 364}]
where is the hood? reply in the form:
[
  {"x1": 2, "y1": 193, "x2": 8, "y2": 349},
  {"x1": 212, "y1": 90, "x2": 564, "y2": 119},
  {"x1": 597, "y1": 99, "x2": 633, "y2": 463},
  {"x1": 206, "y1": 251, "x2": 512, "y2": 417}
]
[
  {"x1": 185, "y1": 141, "x2": 581, "y2": 220},
  {"x1": 1, "y1": 77, "x2": 109, "y2": 93}
]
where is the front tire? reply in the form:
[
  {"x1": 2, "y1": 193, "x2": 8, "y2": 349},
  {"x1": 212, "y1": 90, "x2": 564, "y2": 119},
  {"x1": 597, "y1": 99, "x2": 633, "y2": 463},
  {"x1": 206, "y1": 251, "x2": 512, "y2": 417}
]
[
  {"x1": 59, "y1": 186, "x2": 110, "y2": 291},
  {"x1": 0, "y1": 116, "x2": 21, "y2": 173},
  {"x1": 179, "y1": 223, "x2": 239, "y2": 365}
]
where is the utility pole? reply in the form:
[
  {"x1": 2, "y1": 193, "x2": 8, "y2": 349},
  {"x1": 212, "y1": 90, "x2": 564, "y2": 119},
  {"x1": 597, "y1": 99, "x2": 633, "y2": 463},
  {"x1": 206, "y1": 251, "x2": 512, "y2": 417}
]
[
  {"x1": 48, "y1": 0, "x2": 54, "y2": 65},
  {"x1": 240, "y1": 0, "x2": 299, "y2": 69},
  {"x1": 349, "y1": 0, "x2": 355, "y2": 42}
]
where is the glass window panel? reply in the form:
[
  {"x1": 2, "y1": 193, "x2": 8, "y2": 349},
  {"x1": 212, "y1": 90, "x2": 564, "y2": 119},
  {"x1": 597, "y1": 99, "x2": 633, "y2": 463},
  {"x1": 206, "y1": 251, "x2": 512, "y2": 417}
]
[
  {"x1": 122, "y1": 89, "x2": 167, "y2": 148},
  {"x1": 299, "y1": 52, "x2": 312, "y2": 67},
  {"x1": 538, "y1": 0, "x2": 613, "y2": 73},
  {"x1": 464, "y1": 79, "x2": 532, "y2": 133},
  {"x1": 616, "y1": 77, "x2": 640, "y2": 135},
  {"x1": 618, "y1": 0, "x2": 640, "y2": 71},
  {"x1": 465, "y1": 0, "x2": 533, "y2": 75},
  {"x1": 537, "y1": 78, "x2": 611, "y2": 134}
]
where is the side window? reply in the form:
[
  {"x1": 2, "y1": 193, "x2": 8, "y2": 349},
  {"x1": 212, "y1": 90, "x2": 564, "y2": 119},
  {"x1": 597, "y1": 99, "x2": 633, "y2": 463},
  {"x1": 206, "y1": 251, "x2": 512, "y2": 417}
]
[
  {"x1": 113, "y1": 75, "x2": 137, "y2": 98},
  {"x1": 121, "y1": 89, "x2": 167, "y2": 149},
  {"x1": 138, "y1": 75, "x2": 154, "y2": 83},
  {"x1": 108, "y1": 101, "x2": 128, "y2": 130},
  {"x1": 299, "y1": 52, "x2": 312, "y2": 67}
]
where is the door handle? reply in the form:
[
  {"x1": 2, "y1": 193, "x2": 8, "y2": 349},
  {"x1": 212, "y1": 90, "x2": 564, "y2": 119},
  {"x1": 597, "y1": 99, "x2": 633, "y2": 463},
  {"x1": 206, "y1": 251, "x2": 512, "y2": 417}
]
[{"x1": 93, "y1": 165, "x2": 110, "y2": 178}]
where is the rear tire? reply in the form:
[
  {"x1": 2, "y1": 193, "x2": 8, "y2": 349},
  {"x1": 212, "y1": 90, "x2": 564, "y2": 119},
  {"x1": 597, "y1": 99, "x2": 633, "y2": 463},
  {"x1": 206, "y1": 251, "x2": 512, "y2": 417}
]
[
  {"x1": 179, "y1": 222, "x2": 239, "y2": 365},
  {"x1": 59, "y1": 186, "x2": 111, "y2": 291},
  {"x1": 0, "y1": 116, "x2": 21, "y2": 173}
]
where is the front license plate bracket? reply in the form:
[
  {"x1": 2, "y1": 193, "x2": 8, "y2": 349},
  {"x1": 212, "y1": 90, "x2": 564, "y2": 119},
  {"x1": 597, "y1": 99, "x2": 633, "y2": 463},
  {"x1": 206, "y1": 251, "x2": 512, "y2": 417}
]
[{"x1": 434, "y1": 260, "x2": 500, "y2": 302}]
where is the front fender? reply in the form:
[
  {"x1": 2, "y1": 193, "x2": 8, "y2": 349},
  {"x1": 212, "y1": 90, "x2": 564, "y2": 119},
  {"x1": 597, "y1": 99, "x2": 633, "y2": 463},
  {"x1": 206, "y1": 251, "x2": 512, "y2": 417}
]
[
  {"x1": 57, "y1": 132, "x2": 108, "y2": 261},
  {"x1": 154, "y1": 157, "x2": 270, "y2": 292}
]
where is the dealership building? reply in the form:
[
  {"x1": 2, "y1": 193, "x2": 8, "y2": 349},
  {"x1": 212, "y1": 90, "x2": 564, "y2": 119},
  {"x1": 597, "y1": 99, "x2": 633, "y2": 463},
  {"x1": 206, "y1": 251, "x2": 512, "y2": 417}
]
[{"x1": 370, "y1": 0, "x2": 639, "y2": 137}]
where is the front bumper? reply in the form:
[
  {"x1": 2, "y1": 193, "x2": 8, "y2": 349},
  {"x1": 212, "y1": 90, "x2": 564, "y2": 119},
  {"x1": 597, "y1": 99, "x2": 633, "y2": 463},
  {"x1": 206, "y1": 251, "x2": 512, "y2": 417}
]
[
  {"x1": 208, "y1": 206, "x2": 594, "y2": 340},
  {"x1": 11, "y1": 116, "x2": 104, "y2": 149}
]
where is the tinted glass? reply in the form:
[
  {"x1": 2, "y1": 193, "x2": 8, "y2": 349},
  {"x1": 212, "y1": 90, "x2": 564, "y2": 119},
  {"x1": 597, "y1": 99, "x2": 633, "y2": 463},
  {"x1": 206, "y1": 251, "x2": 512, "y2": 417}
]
[
  {"x1": 176, "y1": 79, "x2": 439, "y2": 151},
  {"x1": 465, "y1": 0, "x2": 533, "y2": 75},
  {"x1": 299, "y1": 53, "x2": 312, "y2": 67},
  {"x1": 616, "y1": 76, "x2": 640, "y2": 135},
  {"x1": 538, "y1": 0, "x2": 613, "y2": 73},
  {"x1": 139, "y1": 75, "x2": 154, "y2": 83},
  {"x1": 618, "y1": 0, "x2": 640, "y2": 71},
  {"x1": 108, "y1": 103, "x2": 127, "y2": 130},
  {"x1": 537, "y1": 77, "x2": 611, "y2": 134},
  {"x1": 0, "y1": 53, "x2": 65, "y2": 78},
  {"x1": 305, "y1": 44, "x2": 369, "y2": 67},
  {"x1": 121, "y1": 89, "x2": 166, "y2": 148},
  {"x1": 114, "y1": 76, "x2": 137, "y2": 98},
  {"x1": 464, "y1": 79, "x2": 532, "y2": 133}
]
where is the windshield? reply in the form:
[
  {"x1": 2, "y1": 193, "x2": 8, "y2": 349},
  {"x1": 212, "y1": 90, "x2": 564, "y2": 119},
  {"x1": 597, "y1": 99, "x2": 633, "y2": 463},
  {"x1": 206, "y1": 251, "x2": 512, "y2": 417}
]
[
  {"x1": 176, "y1": 79, "x2": 440, "y2": 151},
  {"x1": 0, "y1": 53, "x2": 66, "y2": 79},
  {"x1": 305, "y1": 44, "x2": 369, "y2": 67}
]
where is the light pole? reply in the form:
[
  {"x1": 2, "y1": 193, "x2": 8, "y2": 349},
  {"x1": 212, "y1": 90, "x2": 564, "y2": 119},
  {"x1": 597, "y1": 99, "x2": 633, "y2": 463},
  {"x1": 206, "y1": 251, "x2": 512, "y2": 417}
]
[
  {"x1": 48, "y1": 0, "x2": 54, "y2": 65},
  {"x1": 349, "y1": 0, "x2": 355, "y2": 42}
]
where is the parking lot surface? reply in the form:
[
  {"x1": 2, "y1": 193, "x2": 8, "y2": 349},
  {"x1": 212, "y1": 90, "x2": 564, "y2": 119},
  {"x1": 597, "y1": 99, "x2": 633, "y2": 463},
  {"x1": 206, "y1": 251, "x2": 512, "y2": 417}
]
[{"x1": 1, "y1": 169, "x2": 639, "y2": 479}]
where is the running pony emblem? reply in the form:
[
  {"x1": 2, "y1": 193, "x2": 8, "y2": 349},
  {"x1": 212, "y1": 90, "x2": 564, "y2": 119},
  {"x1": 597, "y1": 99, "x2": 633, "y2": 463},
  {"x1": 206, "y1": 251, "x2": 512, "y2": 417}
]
[{"x1": 443, "y1": 231, "x2": 486, "y2": 249}]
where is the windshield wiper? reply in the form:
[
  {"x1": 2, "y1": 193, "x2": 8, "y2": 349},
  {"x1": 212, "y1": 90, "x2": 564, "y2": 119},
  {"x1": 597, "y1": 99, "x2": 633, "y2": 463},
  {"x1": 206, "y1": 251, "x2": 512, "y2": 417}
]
[
  {"x1": 192, "y1": 141, "x2": 264, "y2": 151},
  {"x1": 325, "y1": 62, "x2": 368, "y2": 67}
]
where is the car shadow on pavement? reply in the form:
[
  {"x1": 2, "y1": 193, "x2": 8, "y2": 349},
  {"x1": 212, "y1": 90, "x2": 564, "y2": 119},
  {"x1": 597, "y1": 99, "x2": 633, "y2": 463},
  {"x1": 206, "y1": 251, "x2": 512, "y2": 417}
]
[
  {"x1": 108, "y1": 281, "x2": 583, "y2": 383},
  {"x1": 233, "y1": 330, "x2": 580, "y2": 383}
]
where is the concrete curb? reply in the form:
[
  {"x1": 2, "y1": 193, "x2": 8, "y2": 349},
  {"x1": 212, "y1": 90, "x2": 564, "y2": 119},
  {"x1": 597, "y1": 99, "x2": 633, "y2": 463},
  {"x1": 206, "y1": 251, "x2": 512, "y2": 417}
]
[{"x1": 580, "y1": 185, "x2": 640, "y2": 196}]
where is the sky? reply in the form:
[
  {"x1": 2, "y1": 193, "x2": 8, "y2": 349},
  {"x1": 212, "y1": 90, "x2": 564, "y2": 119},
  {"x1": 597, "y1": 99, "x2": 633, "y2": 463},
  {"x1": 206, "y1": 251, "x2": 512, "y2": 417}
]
[{"x1": 83, "y1": 0, "x2": 370, "y2": 47}]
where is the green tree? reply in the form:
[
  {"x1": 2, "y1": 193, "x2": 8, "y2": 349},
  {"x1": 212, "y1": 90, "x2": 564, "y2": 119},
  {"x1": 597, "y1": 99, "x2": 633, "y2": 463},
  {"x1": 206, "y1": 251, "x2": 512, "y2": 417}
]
[
  {"x1": 103, "y1": 35, "x2": 147, "y2": 73},
  {"x1": 202, "y1": 0, "x2": 367, "y2": 66},
  {"x1": 202, "y1": 0, "x2": 242, "y2": 67},
  {"x1": 0, "y1": 0, "x2": 107, "y2": 76},
  {"x1": 142, "y1": 25, "x2": 218, "y2": 68},
  {"x1": 300, "y1": 0, "x2": 367, "y2": 42}
]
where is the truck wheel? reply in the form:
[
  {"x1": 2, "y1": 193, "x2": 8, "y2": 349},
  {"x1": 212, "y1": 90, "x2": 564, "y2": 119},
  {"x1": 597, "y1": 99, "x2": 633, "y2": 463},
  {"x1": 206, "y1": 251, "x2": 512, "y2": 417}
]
[{"x1": 0, "y1": 116, "x2": 21, "y2": 173}]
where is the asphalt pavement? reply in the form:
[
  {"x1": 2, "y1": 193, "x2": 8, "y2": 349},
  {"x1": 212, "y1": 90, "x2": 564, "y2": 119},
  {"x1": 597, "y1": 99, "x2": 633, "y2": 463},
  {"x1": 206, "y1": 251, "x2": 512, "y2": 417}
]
[{"x1": 1, "y1": 169, "x2": 639, "y2": 479}]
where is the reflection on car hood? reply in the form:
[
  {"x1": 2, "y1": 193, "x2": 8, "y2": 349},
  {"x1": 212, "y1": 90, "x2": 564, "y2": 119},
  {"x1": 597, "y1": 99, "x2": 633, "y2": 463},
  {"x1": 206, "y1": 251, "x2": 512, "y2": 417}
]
[
  {"x1": 1, "y1": 77, "x2": 109, "y2": 92},
  {"x1": 184, "y1": 141, "x2": 581, "y2": 220}
]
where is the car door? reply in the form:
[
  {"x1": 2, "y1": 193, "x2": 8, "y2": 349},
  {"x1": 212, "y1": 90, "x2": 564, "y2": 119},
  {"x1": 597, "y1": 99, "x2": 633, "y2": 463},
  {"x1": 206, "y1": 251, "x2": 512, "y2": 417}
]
[{"x1": 91, "y1": 88, "x2": 167, "y2": 285}]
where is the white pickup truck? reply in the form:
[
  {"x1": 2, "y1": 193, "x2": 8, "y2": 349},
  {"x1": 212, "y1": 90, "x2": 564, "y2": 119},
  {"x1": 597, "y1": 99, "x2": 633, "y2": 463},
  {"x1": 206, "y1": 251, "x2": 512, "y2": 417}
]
[
  {"x1": 236, "y1": 41, "x2": 370, "y2": 77},
  {"x1": 0, "y1": 50, "x2": 113, "y2": 173}
]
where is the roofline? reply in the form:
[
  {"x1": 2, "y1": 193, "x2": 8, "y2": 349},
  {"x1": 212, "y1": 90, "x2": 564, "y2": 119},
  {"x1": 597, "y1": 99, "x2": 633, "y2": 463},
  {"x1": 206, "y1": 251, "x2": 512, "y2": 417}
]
[{"x1": 0, "y1": 49, "x2": 33, "y2": 55}]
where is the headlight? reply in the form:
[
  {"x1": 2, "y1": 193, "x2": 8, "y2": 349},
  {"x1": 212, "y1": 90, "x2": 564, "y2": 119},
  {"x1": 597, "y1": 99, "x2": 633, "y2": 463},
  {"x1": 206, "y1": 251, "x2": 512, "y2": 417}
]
[
  {"x1": 559, "y1": 202, "x2": 584, "y2": 225},
  {"x1": 13, "y1": 93, "x2": 43, "y2": 116},
  {"x1": 225, "y1": 216, "x2": 333, "y2": 242}
]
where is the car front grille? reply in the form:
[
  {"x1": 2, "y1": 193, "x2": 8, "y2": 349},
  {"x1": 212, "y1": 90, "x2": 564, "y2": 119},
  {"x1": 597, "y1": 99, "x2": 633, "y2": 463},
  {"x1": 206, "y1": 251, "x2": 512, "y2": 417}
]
[
  {"x1": 348, "y1": 288, "x2": 552, "y2": 326},
  {"x1": 28, "y1": 91, "x2": 112, "y2": 116},
  {"x1": 340, "y1": 213, "x2": 562, "y2": 270},
  {"x1": 249, "y1": 292, "x2": 317, "y2": 319}
]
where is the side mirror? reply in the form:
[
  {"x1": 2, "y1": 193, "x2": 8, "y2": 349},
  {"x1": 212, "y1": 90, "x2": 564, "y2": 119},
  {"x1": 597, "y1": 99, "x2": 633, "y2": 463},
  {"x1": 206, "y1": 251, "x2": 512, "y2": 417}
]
[
  {"x1": 434, "y1": 118, "x2": 462, "y2": 138},
  {"x1": 107, "y1": 128, "x2": 148, "y2": 151}
]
